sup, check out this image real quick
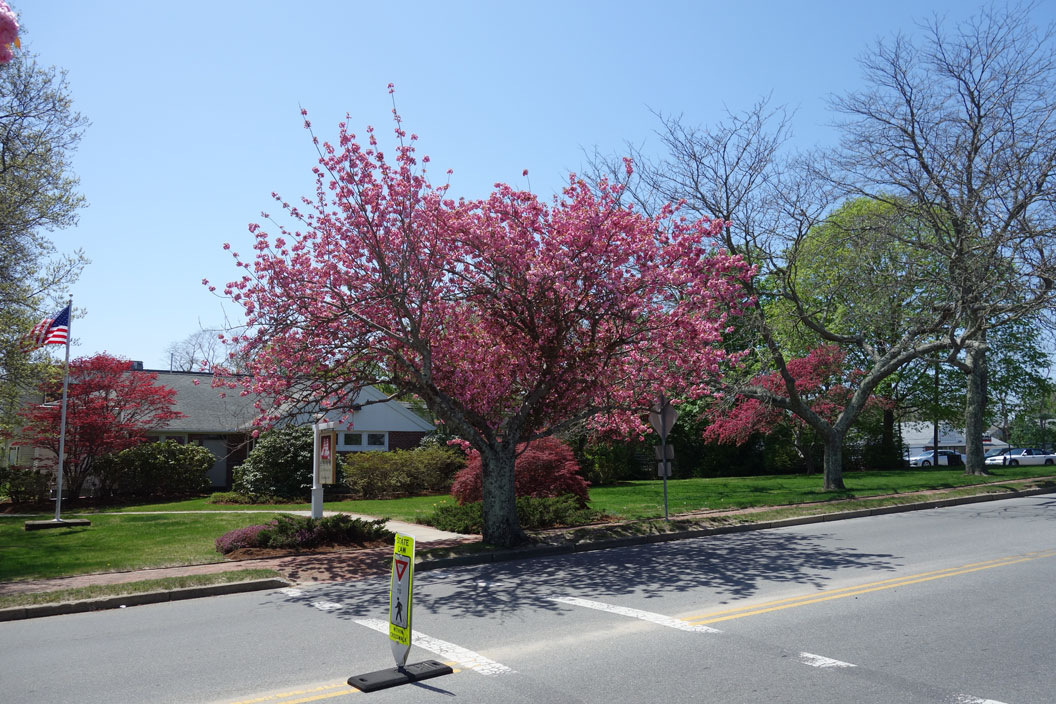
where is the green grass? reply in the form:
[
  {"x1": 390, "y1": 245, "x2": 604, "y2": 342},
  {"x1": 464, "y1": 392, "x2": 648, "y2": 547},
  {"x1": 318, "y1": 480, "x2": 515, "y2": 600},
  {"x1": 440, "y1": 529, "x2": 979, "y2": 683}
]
[
  {"x1": 587, "y1": 466, "x2": 1056, "y2": 520},
  {"x1": 86, "y1": 494, "x2": 449, "y2": 523},
  {"x1": 0, "y1": 512, "x2": 288, "y2": 582},
  {"x1": 2, "y1": 466, "x2": 1052, "y2": 584},
  {"x1": 0, "y1": 569, "x2": 281, "y2": 609}
]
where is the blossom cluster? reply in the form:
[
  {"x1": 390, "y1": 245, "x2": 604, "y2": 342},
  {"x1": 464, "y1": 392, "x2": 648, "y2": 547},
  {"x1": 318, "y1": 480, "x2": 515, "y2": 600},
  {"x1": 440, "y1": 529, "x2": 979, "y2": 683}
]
[
  {"x1": 0, "y1": 1, "x2": 18, "y2": 64},
  {"x1": 217, "y1": 105, "x2": 752, "y2": 448}
]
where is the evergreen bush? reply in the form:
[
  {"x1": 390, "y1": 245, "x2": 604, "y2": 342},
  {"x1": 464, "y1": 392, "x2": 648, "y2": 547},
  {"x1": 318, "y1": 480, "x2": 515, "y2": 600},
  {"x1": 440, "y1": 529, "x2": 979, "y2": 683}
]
[
  {"x1": 96, "y1": 440, "x2": 213, "y2": 498},
  {"x1": 233, "y1": 426, "x2": 314, "y2": 500},
  {"x1": 342, "y1": 446, "x2": 464, "y2": 498}
]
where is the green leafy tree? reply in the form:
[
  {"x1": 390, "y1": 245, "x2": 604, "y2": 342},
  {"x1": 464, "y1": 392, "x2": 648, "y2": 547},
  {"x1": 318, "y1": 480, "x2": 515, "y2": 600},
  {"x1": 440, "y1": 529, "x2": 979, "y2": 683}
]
[{"x1": 0, "y1": 35, "x2": 88, "y2": 448}]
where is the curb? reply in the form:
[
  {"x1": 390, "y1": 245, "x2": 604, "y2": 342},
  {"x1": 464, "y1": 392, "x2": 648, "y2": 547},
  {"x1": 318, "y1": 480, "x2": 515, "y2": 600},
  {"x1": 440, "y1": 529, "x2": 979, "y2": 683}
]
[
  {"x1": 415, "y1": 485, "x2": 1056, "y2": 572},
  {"x1": 0, "y1": 578, "x2": 290, "y2": 622}
]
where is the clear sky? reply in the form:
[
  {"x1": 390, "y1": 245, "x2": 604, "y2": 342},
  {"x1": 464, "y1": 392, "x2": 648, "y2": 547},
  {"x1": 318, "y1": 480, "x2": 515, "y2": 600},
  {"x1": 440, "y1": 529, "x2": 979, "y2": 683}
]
[{"x1": 18, "y1": 1, "x2": 1056, "y2": 370}]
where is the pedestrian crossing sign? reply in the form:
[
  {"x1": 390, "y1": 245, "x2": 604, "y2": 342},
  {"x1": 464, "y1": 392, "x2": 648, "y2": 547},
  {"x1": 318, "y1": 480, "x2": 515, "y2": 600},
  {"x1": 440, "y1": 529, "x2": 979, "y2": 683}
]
[{"x1": 389, "y1": 533, "x2": 415, "y2": 665}]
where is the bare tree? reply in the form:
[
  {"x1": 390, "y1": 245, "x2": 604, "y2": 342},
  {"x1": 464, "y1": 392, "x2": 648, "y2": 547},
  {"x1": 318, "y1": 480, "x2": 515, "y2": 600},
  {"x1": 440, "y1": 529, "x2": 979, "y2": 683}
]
[
  {"x1": 166, "y1": 327, "x2": 251, "y2": 373},
  {"x1": 589, "y1": 99, "x2": 962, "y2": 490},
  {"x1": 829, "y1": 2, "x2": 1056, "y2": 474}
]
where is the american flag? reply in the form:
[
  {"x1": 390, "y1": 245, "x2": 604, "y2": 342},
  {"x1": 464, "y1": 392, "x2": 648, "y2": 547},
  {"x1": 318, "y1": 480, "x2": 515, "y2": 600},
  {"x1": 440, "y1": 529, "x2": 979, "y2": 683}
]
[{"x1": 22, "y1": 304, "x2": 71, "y2": 351}]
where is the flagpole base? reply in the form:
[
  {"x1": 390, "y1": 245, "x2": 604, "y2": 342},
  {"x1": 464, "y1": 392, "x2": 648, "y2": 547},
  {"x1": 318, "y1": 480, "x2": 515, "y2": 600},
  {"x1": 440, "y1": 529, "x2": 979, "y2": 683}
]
[
  {"x1": 24, "y1": 519, "x2": 91, "y2": 531},
  {"x1": 348, "y1": 660, "x2": 453, "y2": 692}
]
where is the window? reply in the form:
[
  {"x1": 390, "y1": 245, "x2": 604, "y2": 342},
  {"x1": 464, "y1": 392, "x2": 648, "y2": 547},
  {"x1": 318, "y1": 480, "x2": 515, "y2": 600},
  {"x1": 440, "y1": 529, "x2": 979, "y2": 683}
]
[
  {"x1": 367, "y1": 433, "x2": 386, "y2": 447},
  {"x1": 344, "y1": 433, "x2": 362, "y2": 447}
]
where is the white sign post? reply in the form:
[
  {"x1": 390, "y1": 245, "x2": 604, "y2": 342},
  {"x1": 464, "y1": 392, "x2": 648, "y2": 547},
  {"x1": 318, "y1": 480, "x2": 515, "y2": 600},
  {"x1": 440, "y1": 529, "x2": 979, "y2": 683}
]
[
  {"x1": 312, "y1": 420, "x2": 336, "y2": 519},
  {"x1": 649, "y1": 393, "x2": 679, "y2": 521}
]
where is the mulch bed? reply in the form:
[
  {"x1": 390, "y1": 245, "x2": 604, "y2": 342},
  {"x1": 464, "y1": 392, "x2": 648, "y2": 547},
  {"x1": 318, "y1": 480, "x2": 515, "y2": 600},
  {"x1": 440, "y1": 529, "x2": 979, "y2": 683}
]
[{"x1": 223, "y1": 540, "x2": 393, "y2": 561}]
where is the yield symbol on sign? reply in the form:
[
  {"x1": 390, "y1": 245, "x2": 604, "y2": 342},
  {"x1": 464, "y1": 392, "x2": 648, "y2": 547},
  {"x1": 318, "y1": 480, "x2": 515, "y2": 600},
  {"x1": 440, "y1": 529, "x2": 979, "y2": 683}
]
[{"x1": 394, "y1": 558, "x2": 408, "y2": 582}]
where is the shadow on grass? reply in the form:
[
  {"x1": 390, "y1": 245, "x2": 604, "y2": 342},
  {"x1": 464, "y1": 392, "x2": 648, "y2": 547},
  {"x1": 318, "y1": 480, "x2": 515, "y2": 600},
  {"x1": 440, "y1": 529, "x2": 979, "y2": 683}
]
[{"x1": 274, "y1": 530, "x2": 899, "y2": 625}]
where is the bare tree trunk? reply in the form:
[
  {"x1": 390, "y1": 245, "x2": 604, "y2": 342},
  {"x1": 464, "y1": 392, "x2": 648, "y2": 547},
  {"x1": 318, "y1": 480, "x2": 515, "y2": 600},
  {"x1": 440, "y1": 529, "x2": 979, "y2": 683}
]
[
  {"x1": 822, "y1": 433, "x2": 846, "y2": 490},
  {"x1": 480, "y1": 448, "x2": 527, "y2": 547},
  {"x1": 964, "y1": 342, "x2": 990, "y2": 476}
]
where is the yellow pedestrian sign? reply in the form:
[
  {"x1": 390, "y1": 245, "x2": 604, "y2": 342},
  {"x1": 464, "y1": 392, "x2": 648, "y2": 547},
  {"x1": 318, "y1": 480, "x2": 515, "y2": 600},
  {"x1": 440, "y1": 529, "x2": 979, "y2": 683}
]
[
  {"x1": 348, "y1": 530, "x2": 451, "y2": 692},
  {"x1": 389, "y1": 533, "x2": 414, "y2": 666}
]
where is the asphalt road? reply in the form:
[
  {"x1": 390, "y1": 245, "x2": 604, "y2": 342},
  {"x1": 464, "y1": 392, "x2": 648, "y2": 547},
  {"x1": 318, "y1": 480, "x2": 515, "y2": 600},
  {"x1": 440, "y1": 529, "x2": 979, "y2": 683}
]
[{"x1": 2, "y1": 493, "x2": 1055, "y2": 704}]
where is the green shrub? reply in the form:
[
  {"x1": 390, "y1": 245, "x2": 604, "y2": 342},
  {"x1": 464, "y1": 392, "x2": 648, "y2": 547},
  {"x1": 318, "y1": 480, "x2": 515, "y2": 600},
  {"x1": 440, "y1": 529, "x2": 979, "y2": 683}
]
[
  {"x1": 96, "y1": 441, "x2": 213, "y2": 498},
  {"x1": 207, "y1": 491, "x2": 257, "y2": 505},
  {"x1": 342, "y1": 446, "x2": 464, "y2": 499},
  {"x1": 233, "y1": 426, "x2": 315, "y2": 500},
  {"x1": 0, "y1": 466, "x2": 50, "y2": 504},
  {"x1": 427, "y1": 495, "x2": 602, "y2": 534},
  {"x1": 426, "y1": 501, "x2": 483, "y2": 534}
]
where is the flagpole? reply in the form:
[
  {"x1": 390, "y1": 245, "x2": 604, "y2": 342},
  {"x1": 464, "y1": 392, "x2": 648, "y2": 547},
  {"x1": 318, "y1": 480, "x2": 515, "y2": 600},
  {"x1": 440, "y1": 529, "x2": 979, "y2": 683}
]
[{"x1": 53, "y1": 298, "x2": 72, "y2": 522}]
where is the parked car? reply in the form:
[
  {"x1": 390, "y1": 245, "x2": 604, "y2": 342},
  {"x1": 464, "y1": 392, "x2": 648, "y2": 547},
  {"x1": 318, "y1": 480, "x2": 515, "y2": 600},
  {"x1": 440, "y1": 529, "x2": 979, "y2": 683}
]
[
  {"x1": 907, "y1": 449, "x2": 966, "y2": 467},
  {"x1": 983, "y1": 447, "x2": 1056, "y2": 466}
]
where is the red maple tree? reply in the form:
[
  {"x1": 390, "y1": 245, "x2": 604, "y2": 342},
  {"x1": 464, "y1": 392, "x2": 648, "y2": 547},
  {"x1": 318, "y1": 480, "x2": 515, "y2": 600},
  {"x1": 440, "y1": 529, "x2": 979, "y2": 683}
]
[
  {"x1": 19, "y1": 354, "x2": 184, "y2": 499},
  {"x1": 703, "y1": 346, "x2": 866, "y2": 474}
]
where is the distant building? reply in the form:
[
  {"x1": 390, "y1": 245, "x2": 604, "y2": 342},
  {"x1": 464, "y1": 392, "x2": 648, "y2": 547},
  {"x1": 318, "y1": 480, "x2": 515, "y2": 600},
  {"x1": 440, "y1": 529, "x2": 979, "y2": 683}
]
[
  {"x1": 147, "y1": 371, "x2": 436, "y2": 490},
  {"x1": 900, "y1": 421, "x2": 1009, "y2": 455},
  {"x1": 12, "y1": 366, "x2": 436, "y2": 493}
]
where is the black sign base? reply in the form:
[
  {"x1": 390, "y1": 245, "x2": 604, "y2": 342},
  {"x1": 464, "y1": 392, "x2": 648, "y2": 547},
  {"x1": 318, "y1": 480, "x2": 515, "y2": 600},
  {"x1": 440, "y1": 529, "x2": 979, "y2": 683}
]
[{"x1": 348, "y1": 660, "x2": 454, "y2": 692}]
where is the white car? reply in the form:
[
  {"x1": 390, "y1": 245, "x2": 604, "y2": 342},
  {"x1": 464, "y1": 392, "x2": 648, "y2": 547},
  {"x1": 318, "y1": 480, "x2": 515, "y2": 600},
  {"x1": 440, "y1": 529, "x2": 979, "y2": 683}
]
[
  {"x1": 907, "y1": 449, "x2": 965, "y2": 467},
  {"x1": 984, "y1": 447, "x2": 1056, "y2": 466}
]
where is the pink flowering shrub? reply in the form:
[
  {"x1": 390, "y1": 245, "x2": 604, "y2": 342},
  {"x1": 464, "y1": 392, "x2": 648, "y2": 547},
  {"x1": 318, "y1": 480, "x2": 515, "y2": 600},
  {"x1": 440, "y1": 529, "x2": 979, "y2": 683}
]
[
  {"x1": 451, "y1": 437, "x2": 590, "y2": 506},
  {"x1": 215, "y1": 523, "x2": 271, "y2": 554}
]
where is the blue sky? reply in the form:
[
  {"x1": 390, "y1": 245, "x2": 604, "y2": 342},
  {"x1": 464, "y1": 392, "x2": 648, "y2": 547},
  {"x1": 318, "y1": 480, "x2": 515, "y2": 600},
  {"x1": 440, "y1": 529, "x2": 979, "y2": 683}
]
[{"x1": 19, "y1": 1, "x2": 1056, "y2": 370}]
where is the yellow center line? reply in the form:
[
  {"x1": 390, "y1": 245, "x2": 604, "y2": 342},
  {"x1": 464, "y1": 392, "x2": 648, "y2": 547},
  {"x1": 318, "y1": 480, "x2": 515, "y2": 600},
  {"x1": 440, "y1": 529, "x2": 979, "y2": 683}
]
[
  {"x1": 223, "y1": 683, "x2": 353, "y2": 704},
  {"x1": 687, "y1": 549, "x2": 1056, "y2": 625},
  {"x1": 220, "y1": 665, "x2": 461, "y2": 704}
]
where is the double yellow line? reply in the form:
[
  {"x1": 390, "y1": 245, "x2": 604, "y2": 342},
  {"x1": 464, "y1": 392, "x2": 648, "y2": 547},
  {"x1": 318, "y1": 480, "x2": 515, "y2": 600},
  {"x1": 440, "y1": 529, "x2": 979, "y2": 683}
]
[
  {"x1": 223, "y1": 665, "x2": 463, "y2": 704},
  {"x1": 223, "y1": 682, "x2": 355, "y2": 704},
  {"x1": 686, "y1": 549, "x2": 1056, "y2": 626}
]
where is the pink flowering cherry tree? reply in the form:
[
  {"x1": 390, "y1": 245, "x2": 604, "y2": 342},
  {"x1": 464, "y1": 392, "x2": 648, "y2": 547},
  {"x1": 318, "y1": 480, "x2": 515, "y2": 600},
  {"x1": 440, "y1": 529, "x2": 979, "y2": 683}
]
[{"x1": 216, "y1": 103, "x2": 750, "y2": 547}]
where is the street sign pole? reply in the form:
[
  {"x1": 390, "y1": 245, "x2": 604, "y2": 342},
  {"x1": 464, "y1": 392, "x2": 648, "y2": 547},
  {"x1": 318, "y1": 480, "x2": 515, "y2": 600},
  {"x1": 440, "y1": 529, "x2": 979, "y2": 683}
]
[{"x1": 649, "y1": 393, "x2": 679, "y2": 522}]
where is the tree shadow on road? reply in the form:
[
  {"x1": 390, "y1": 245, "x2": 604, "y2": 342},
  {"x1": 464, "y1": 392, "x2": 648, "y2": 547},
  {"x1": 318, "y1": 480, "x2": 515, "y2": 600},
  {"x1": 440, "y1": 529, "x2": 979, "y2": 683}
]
[{"x1": 277, "y1": 530, "x2": 900, "y2": 624}]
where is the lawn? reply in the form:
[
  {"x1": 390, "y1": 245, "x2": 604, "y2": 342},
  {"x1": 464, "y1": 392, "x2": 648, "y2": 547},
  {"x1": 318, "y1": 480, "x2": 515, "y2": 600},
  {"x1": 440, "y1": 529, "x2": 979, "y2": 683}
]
[
  {"x1": 84, "y1": 494, "x2": 450, "y2": 523},
  {"x1": 0, "y1": 512, "x2": 287, "y2": 582},
  {"x1": 2, "y1": 465, "x2": 1051, "y2": 582},
  {"x1": 588, "y1": 466, "x2": 1056, "y2": 519}
]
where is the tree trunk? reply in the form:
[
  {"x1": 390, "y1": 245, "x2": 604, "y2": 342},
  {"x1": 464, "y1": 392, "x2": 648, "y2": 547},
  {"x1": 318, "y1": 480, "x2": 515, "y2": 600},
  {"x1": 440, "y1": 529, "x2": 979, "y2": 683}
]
[
  {"x1": 881, "y1": 407, "x2": 898, "y2": 467},
  {"x1": 479, "y1": 448, "x2": 528, "y2": 548},
  {"x1": 822, "y1": 433, "x2": 846, "y2": 490},
  {"x1": 964, "y1": 342, "x2": 990, "y2": 476}
]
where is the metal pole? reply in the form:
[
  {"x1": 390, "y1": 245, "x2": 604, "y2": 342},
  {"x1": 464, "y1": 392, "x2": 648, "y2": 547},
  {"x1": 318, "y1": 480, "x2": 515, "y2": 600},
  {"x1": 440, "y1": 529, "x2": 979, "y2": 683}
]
[
  {"x1": 311, "y1": 419, "x2": 323, "y2": 518},
  {"x1": 54, "y1": 301, "x2": 72, "y2": 522},
  {"x1": 660, "y1": 393, "x2": 669, "y2": 521}
]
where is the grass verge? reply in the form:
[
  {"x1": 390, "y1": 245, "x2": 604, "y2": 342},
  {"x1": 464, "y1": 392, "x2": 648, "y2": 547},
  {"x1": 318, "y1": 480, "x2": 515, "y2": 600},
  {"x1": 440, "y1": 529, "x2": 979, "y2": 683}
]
[
  {"x1": 0, "y1": 569, "x2": 281, "y2": 609},
  {"x1": 0, "y1": 512, "x2": 288, "y2": 581}
]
